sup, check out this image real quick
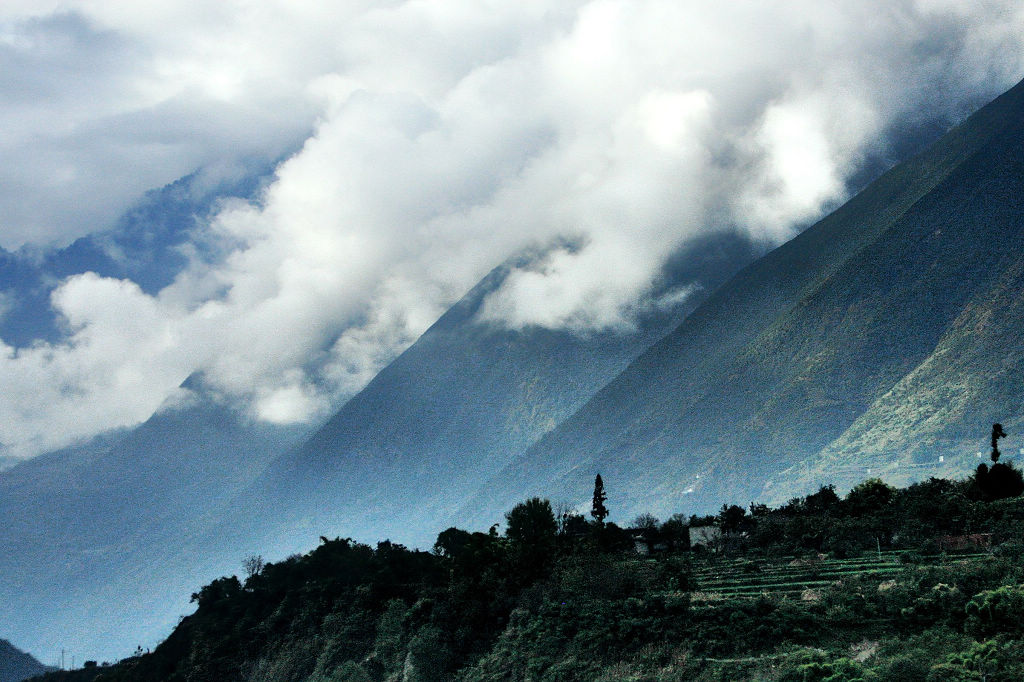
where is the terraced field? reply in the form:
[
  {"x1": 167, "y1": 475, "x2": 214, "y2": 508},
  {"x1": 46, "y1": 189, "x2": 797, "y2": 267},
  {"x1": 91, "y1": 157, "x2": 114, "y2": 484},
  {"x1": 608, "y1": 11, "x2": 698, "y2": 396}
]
[{"x1": 679, "y1": 551, "x2": 990, "y2": 601}]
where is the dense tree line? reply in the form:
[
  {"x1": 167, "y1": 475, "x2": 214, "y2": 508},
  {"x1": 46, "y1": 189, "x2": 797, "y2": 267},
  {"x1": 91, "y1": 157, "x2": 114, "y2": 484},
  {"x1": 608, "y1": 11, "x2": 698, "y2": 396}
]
[{"x1": 32, "y1": 461, "x2": 1024, "y2": 682}]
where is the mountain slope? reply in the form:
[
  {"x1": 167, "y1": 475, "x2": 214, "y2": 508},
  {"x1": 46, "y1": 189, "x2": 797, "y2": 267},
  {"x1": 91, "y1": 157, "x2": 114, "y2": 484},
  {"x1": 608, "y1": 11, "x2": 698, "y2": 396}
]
[
  {"x1": 0, "y1": 164, "x2": 299, "y2": 663},
  {"x1": 461, "y1": 76, "x2": 1024, "y2": 525},
  {"x1": 0, "y1": 396, "x2": 305, "y2": 664},
  {"x1": 788, "y1": 255, "x2": 1024, "y2": 497},
  {"x1": 0, "y1": 639, "x2": 52, "y2": 682},
  {"x1": 237, "y1": 233, "x2": 761, "y2": 553}
]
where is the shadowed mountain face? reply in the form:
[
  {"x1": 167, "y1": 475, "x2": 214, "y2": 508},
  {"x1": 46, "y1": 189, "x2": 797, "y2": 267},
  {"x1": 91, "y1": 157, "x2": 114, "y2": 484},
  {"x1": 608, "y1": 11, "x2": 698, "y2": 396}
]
[
  {"x1": 237, "y1": 79, "x2": 1024, "y2": 551},
  {"x1": 235, "y1": 233, "x2": 763, "y2": 554},
  {"x1": 0, "y1": 639, "x2": 52, "y2": 682},
  {"x1": 458, "y1": 77, "x2": 1024, "y2": 526}
]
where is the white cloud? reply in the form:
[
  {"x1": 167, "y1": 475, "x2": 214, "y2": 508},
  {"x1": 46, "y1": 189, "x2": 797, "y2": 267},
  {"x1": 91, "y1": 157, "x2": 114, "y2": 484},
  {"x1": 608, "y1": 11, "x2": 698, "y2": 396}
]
[
  {"x1": 0, "y1": 7, "x2": 318, "y2": 247},
  {"x1": 0, "y1": 274, "x2": 194, "y2": 456},
  {"x1": 1, "y1": 0, "x2": 1024, "y2": 459}
]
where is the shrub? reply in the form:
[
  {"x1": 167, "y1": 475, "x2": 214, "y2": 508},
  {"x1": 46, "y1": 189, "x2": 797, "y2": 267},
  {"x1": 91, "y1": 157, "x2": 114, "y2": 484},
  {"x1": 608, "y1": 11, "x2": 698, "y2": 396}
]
[{"x1": 965, "y1": 585, "x2": 1024, "y2": 638}]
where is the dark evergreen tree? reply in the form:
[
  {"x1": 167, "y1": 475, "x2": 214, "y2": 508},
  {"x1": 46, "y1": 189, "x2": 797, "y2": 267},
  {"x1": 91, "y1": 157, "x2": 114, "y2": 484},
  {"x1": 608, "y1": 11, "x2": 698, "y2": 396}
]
[
  {"x1": 992, "y1": 422, "x2": 1007, "y2": 463},
  {"x1": 591, "y1": 474, "x2": 609, "y2": 524}
]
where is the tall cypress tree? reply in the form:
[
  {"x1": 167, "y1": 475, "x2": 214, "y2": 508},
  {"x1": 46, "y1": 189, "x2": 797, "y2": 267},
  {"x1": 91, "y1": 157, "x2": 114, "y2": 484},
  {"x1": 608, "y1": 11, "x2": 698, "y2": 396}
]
[
  {"x1": 991, "y1": 423, "x2": 1007, "y2": 463},
  {"x1": 591, "y1": 474, "x2": 609, "y2": 524}
]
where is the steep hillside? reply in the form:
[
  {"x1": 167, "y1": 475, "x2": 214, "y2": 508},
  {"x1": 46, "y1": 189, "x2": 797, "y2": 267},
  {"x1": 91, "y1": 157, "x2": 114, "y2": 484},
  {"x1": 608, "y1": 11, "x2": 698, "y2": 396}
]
[
  {"x1": 787, "y1": 257, "x2": 1024, "y2": 498},
  {"x1": 238, "y1": 233, "x2": 761, "y2": 553},
  {"x1": 463, "y1": 76, "x2": 1024, "y2": 525}
]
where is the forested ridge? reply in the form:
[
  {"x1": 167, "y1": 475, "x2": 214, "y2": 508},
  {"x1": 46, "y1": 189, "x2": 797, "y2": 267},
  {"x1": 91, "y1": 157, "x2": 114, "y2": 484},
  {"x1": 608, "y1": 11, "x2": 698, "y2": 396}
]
[{"x1": 32, "y1": 449, "x2": 1024, "y2": 682}]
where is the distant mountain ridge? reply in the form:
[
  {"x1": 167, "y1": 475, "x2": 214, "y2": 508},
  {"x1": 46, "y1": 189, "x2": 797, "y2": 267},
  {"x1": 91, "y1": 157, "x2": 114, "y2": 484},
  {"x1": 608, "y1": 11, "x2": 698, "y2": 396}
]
[
  {"x1": 0, "y1": 639, "x2": 52, "y2": 682},
  {"x1": 0, "y1": 396, "x2": 306, "y2": 666}
]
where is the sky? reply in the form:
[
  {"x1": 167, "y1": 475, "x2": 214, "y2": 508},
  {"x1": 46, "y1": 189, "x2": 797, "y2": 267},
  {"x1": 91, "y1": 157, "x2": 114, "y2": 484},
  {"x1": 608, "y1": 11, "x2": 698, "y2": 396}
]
[{"x1": 1, "y1": 0, "x2": 1023, "y2": 461}]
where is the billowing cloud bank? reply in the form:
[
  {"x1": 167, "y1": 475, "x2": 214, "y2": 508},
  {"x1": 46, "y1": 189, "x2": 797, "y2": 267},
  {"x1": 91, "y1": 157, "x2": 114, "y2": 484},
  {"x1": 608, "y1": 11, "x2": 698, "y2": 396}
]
[{"x1": 1, "y1": 0, "x2": 1023, "y2": 459}]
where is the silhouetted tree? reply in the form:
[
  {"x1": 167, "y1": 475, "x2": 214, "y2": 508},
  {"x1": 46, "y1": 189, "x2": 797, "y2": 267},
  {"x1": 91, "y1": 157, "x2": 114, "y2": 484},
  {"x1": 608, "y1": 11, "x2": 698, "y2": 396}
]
[
  {"x1": 718, "y1": 504, "x2": 747, "y2": 534},
  {"x1": 987, "y1": 462, "x2": 1024, "y2": 499},
  {"x1": 505, "y1": 498, "x2": 557, "y2": 580},
  {"x1": 433, "y1": 527, "x2": 473, "y2": 558},
  {"x1": 973, "y1": 462, "x2": 1024, "y2": 500},
  {"x1": 969, "y1": 425, "x2": 1024, "y2": 500},
  {"x1": 554, "y1": 503, "x2": 588, "y2": 539},
  {"x1": 992, "y1": 422, "x2": 1007, "y2": 463},
  {"x1": 190, "y1": 576, "x2": 241, "y2": 608},
  {"x1": 844, "y1": 478, "x2": 895, "y2": 516},
  {"x1": 749, "y1": 503, "x2": 771, "y2": 518},
  {"x1": 803, "y1": 485, "x2": 841, "y2": 515},
  {"x1": 242, "y1": 554, "x2": 264, "y2": 579},
  {"x1": 561, "y1": 513, "x2": 590, "y2": 539},
  {"x1": 632, "y1": 513, "x2": 660, "y2": 542},
  {"x1": 591, "y1": 474, "x2": 609, "y2": 524},
  {"x1": 660, "y1": 513, "x2": 690, "y2": 550},
  {"x1": 505, "y1": 498, "x2": 557, "y2": 548}
]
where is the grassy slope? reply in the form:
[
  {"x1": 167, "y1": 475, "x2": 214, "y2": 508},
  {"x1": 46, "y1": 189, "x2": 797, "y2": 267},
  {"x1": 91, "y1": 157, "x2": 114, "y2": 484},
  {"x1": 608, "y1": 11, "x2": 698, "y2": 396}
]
[{"x1": 784, "y1": 258, "x2": 1024, "y2": 499}]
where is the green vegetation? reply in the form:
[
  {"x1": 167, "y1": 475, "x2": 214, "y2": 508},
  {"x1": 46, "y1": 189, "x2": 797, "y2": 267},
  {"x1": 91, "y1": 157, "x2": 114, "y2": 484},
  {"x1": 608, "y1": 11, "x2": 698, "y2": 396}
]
[{"x1": 33, "y1": 466, "x2": 1024, "y2": 681}]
